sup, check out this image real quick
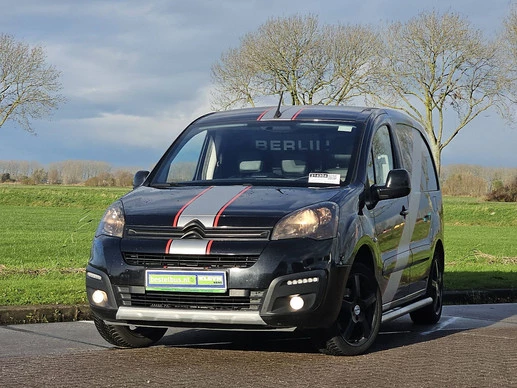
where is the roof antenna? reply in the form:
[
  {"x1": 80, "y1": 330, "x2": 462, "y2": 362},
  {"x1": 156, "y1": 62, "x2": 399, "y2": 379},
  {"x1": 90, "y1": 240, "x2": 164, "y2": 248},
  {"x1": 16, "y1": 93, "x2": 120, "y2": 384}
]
[{"x1": 274, "y1": 91, "x2": 284, "y2": 118}]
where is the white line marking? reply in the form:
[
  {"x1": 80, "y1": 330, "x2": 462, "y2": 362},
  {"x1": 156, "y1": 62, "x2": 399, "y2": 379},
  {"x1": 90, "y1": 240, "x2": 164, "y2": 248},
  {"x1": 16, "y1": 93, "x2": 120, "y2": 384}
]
[{"x1": 420, "y1": 317, "x2": 459, "y2": 335}]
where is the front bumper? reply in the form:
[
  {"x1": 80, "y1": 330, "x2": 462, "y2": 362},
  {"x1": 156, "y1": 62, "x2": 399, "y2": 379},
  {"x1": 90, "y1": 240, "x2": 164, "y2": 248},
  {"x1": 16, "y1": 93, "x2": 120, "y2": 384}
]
[
  {"x1": 116, "y1": 307, "x2": 267, "y2": 327},
  {"x1": 86, "y1": 236, "x2": 350, "y2": 329}
]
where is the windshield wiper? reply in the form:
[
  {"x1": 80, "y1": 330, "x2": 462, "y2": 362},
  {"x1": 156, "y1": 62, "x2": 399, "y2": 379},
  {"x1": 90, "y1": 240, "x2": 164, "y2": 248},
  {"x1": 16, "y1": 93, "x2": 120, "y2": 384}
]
[{"x1": 150, "y1": 182, "x2": 182, "y2": 188}]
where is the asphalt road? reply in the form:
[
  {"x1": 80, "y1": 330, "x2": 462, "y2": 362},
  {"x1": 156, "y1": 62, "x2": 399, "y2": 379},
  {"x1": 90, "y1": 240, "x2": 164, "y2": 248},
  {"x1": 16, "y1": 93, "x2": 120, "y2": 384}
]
[{"x1": 1, "y1": 304, "x2": 516, "y2": 387}]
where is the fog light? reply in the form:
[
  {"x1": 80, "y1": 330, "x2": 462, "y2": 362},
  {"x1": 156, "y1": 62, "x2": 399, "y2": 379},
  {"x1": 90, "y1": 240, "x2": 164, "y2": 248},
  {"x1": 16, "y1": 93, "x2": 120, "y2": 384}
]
[
  {"x1": 289, "y1": 295, "x2": 304, "y2": 311},
  {"x1": 92, "y1": 290, "x2": 108, "y2": 305}
]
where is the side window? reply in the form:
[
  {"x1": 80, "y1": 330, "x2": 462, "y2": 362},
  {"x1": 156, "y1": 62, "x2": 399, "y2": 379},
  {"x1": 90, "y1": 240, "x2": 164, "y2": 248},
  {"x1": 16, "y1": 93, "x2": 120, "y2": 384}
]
[
  {"x1": 417, "y1": 132, "x2": 439, "y2": 191},
  {"x1": 395, "y1": 125, "x2": 413, "y2": 177},
  {"x1": 369, "y1": 125, "x2": 394, "y2": 186},
  {"x1": 395, "y1": 125, "x2": 438, "y2": 192}
]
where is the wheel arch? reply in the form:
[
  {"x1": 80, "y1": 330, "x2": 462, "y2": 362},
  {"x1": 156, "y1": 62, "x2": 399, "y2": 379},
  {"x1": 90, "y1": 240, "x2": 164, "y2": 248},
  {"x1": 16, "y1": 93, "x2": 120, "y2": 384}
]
[
  {"x1": 351, "y1": 243, "x2": 380, "y2": 277},
  {"x1": 347, "y1": 239, "x2": 384, "y2": 296},
  {"x1": 434, "y1": 238, "x2": 445, "y2": 271}
]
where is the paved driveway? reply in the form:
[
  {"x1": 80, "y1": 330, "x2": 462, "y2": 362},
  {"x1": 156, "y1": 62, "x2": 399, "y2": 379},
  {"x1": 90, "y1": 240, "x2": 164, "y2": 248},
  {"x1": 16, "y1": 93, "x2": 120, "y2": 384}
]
[{"x1": 1, "y1": 304, "x2": 516, "y2": 387}]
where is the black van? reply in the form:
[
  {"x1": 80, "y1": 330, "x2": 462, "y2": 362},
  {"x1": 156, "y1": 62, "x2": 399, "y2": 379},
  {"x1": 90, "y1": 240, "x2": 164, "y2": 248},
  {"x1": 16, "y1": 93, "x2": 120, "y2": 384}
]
[{"x1": 86, "y1": 105, "x2": 444, "y2": 356}]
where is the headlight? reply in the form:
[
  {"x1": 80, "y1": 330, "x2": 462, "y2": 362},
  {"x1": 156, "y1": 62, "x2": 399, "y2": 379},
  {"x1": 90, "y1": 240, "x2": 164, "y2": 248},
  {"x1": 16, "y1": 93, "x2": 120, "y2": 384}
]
[
  {"x1": 95, "y1": 201, "x2": 125, "y2": 238},
  {"x1": 271, "y1": 202, "x2": 338, "y2": 240}
]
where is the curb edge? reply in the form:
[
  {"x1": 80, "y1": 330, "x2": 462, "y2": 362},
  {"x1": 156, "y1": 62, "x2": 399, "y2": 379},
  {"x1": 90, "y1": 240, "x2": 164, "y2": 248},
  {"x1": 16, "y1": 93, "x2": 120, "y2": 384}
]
[{"x1": 1, "y1": 289, "x2": 516, "y2": 325}]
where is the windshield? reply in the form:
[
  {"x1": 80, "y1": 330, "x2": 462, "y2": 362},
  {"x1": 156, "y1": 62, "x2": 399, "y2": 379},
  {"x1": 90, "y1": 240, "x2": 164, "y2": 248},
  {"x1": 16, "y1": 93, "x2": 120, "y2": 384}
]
[{"x1": 151, "y1": 121, "x2": 361, "y2": 187}]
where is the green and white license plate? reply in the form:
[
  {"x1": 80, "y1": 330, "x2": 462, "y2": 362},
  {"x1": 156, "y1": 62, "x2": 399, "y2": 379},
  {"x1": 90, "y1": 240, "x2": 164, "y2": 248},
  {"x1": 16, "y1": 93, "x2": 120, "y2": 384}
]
[{"x1": 145, "y1": 270, "x2": 227, "y2": 293}]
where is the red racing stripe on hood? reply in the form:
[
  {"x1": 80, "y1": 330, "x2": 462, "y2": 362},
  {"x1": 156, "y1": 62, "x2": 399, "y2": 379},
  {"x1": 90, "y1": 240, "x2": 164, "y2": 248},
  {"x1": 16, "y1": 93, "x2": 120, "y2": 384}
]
[
  {"x1": 172, "y1": 186, "x2": 213, "y2": 227},
  {"x1": 213, "y1": 186, "x2": 252, "y2": 227}
]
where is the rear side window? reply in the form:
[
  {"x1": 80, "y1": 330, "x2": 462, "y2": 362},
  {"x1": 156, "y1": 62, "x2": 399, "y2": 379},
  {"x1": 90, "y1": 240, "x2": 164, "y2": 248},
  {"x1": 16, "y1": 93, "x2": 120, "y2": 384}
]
[{"x1": 395, "y1": 125, "x2": 439, "y2": 192}]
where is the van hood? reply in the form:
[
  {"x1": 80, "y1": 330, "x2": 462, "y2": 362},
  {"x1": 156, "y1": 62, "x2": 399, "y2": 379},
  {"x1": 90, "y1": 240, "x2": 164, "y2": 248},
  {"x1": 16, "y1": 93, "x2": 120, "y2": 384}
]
[{"x1": 121, "y1": 185, "x2": 345, "y2": 229}]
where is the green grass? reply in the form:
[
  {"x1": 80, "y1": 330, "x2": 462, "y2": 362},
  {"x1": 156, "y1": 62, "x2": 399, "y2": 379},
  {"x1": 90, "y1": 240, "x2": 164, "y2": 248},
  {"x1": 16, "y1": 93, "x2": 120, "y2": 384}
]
[
  {"x1": 443, "y1": 196, "x2": 516, "y2": 290},
  {"x1": 0, "y1": 185, "x2": 128, "y2": 209},
  {"x1": 445, "y1": 225, "x2": 516, "y2": 289},
  {"x1": 444, "y1": 196, "x2": 517, "y2": 226},
  {"x1": 0, "y1": 185, "x2": 129, "y2": 305},
  {"x1": 0, "y1": 205, "x2": 105, "y2": 305},
  {"x1": 0, "y1": 186, "x2": 515, "y2": 305},
  {"x1": 0, "y1": 206, "x2": 103, "y2": 269},
  {"x1": 0, "y1": 272, "x2": 86, "y2": 305}
]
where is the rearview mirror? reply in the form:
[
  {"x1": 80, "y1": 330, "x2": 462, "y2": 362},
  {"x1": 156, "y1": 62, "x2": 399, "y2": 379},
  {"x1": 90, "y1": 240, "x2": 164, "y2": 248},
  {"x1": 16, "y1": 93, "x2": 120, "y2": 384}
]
[
  {"x1": 375, "y1": 169, "x2": 411, "y2": 201},
  {"x1": 133, "y1": 170, "x2": 150, "y2": 188}
]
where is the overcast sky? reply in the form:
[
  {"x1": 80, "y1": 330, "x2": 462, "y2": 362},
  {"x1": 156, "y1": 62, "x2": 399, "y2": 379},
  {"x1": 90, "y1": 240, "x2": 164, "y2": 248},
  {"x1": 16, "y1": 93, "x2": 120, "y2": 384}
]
[{"x1": 1, "y1": 0, "x2": 516, "y2": 170}]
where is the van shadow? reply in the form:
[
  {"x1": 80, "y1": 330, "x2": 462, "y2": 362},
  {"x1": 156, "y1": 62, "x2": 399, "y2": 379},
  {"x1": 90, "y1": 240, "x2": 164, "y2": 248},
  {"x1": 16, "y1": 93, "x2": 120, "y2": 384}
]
[{"x1": 156, "y1": 304, "x2": 516, "y2": 355}]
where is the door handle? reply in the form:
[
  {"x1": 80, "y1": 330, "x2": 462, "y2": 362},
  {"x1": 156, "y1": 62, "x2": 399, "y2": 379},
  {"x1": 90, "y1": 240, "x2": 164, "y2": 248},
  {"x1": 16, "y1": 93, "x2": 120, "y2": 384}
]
[{"x1": 400, "y1": 206, "x2": 409, "y2": 217}]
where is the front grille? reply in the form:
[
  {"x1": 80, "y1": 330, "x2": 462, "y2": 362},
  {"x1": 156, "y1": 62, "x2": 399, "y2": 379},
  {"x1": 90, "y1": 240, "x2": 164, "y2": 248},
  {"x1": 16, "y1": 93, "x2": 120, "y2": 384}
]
[
  {"x1": 123, "y1": 253, "x2": 259, "y2": 269},
  {"x1": 126, "y1": 291, "x2": 263, "y2": 311},
  {"x1": 126, "y1": 226, "x2": 270, "y2": 240}
]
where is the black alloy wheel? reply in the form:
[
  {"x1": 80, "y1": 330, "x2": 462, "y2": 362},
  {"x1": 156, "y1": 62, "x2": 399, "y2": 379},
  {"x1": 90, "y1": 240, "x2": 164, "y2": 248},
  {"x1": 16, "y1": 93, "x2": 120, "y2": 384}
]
[{"x1": 319, "y1": 263, "x2": 382, "y2": 356}]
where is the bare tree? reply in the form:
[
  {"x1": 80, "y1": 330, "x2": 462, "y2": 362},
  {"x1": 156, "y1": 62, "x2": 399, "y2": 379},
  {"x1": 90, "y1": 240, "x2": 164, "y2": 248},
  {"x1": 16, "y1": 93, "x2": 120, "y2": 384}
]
[
  {"x1": 212, "y1": 15, "x2": 325, "y2": 108},
  {"x1": 0, "y1": 159, "x2": 42, "y2": 178},
  {"x1": 211, "y1": 47, "x2": 259, "y2": 109},
  {"x1": 368, "y1": 11, "x2": 511, "y2": 173},
  {"x1": 502, "y1": 5, "x2": 517, "y2": 105},
  {"x1": 0, "y1": 34, "x2": 63, "y2": 133},
  {"x1": 113, "y1": 169, "x2": 134, "y2": 187},
  {"x1": 31, "y1": 168, "x2": 48, "y2": 184},
  {"x1": 56, "y1": 160, "x2": 111, "y2": 184},
  {"x1": 211, "y1": 15, "x2": 381, "y2": 108},
  {"x1": 47, "y1": 167, "x2": 60, "y2": 184},
  {"x1": 211, "y1": 12, "x2": 513, "y2": 174},
  {"x1": 251, "y1": 14, "x2": 325, "y2": 106},
  {"x1": 323, "y1": 24, "x2": 382, "y2": 105}
]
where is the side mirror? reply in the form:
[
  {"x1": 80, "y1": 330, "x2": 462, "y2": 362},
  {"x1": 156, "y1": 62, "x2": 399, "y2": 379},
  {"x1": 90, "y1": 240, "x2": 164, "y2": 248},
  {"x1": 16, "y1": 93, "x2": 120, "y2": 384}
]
[
  {"x1": 133, "y1": 170, "x2": 150, "y2": 188},
  {"x1": 375, "y1": 169, "x2": 411, "y2": 201}
]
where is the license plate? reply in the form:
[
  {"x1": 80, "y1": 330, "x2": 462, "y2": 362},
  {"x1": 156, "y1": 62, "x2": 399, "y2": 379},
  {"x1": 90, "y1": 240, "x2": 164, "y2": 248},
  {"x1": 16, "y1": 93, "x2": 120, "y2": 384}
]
[{"x1": 145, "y1": 270, "x2": 227, "y2": 293}]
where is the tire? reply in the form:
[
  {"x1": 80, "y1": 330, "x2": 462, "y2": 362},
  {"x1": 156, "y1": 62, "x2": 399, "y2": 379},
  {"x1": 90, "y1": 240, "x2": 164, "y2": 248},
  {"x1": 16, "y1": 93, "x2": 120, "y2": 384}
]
[
  {"x1": 410, "y1": 252, "x2": 444, "y2": 325},
  {"x1": 93, "y1": 315, "x2": 167, "y2": 348},
  {"x1": 316, "y1": 263, "x2": 382, "y2": 356}
]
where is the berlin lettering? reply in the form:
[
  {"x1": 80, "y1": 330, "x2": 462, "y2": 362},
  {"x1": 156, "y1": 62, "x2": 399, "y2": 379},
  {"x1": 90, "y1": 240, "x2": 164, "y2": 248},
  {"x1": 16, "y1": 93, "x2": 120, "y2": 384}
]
[{"x1": 255, "y1": 139, "x2": 330, "y2": 151}]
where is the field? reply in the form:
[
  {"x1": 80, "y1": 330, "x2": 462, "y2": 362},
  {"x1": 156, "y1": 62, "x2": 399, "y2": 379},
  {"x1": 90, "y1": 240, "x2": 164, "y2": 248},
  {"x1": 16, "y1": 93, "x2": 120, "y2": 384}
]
[
  {"x1": 443, "y1": 196, "x2": 517, "y2": 289},
  {"x1": 0, "y1": 186, "x2": 128, "y2": 306},
  {"x1": 0, "y1": 185, "x2": 516, "y2": 306}
]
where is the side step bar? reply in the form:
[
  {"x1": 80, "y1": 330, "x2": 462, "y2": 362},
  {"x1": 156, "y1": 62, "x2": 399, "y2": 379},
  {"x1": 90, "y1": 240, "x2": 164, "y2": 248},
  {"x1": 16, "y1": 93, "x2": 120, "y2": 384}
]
[{"x1": 381, "y1": 297, "x2": 433, "y2": 323}]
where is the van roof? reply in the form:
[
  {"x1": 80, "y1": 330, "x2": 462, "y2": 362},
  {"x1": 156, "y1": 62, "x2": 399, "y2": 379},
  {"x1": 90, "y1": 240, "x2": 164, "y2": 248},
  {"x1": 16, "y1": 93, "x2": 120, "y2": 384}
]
[{"x1": 192, "y1": 105, "x2": 419, "y2": 129}]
